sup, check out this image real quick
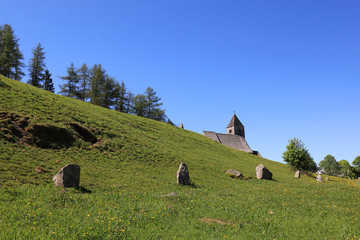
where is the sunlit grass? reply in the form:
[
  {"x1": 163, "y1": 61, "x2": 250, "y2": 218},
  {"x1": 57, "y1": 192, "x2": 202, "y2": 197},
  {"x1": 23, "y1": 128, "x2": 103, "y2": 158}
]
[{"x1": 1, "y1": 75, "x2": 360, "y2": 239}]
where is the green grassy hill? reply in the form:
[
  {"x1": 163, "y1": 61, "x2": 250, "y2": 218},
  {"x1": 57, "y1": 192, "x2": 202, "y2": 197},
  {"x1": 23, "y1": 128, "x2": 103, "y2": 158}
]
[{"x1": 1, "y1": 75, "x2": 359, "y2": 239}]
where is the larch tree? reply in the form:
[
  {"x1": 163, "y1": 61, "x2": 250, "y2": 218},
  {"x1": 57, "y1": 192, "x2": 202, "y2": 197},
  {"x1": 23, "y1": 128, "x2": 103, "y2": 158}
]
[
  {"x1": 0, "y1": 24, "x2": 25, "y2": 80},
  {"x1": 144, "y1": 87, "x2": 165, "y2": 121},
  {"x1": 89, "y1": 64, "x2": 106, "y2": 106},
  {"x1": 77, "y1": 63, "x2": 90, "y2": 101},
  {"x1": 28, "y1": 43, "x2": 46, "y2": 87},
  {"x1": 132, "y1": 94, "x2": 147, "y2": 117},
  {"x1": 115, "y1": 81, "x2": 128, "y2": 113},
  {"x1": 59, "y1": 63, "x2": 79, "y2": 98},
  {"x1": 43, "y1": 69, "x2": 55, "y2": 93},
  {"x1": 102, "y1": 76, "x2": 120, "y2": 109}
]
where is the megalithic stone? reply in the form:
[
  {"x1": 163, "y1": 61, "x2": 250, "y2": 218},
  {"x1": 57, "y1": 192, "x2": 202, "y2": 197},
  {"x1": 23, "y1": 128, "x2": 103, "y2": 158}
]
[
  {"x1": 177, "y1": 163, "x2": 190, "y2": 185},
  {"x1": 52, "y1": 164, "x2": 80, "y2": 188}
]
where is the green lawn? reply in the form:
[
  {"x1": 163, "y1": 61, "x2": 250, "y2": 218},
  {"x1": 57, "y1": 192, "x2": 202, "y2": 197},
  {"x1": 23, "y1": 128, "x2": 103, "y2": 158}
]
[{"x1": 1, "y1": 75, "x2": 360, "y2": 239}]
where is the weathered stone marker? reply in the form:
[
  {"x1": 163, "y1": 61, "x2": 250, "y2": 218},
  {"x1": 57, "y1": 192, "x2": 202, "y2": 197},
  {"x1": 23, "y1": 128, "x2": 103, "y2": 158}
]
[
  {"x1": 316, "y1": 174, "x2": 323, "y2": 182},
  {"x1": 179, "y1": 123, "x2": 184, "y2": 129},
  {"x1": 325, "y1": 177, "x2": 329, "y2": 181},
  {"x1": 177, "y1": 163, "x2": 190, "y2": 185},
  {"x1": 294, "y1": 171, "x2": 300, "y2": 178},
  {"x1": 52, "y1": 164, "x2": 81, "y2": 188},
  {"x1": 256, "y1": 164, "x2": 272, "y2": 180},
  {"x1": 225, "y1": 169, "x2": 243, "y2": 179}
]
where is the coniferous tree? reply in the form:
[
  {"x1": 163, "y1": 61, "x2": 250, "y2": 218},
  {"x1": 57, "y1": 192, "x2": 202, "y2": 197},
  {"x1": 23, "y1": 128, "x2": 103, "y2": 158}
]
[
  {"x1": 115, "y1": 81, "x2": 128, "y2": 112},
  {"x1": 144, "y1": 87, "x2": 165, "y2": 121},
  {"x1": 125, "y1": 91, "x2": 134, "y2": 114},
  {"x1": 89, "y1": 64, "x2": 106, "y2": 106},
  {"x1": 28, "y1": 43, "x2": 46, "y2": 87},
  {"x1": 133, "y1": 93, "x2": 147, "y2": 117},
  {"x1": 43, "y1": 69, "x2": 55, "y2": 93},
  {"x1": 59, "y1": 63, "x2": 79, "y2": 97},
  {"x1": 0, "y1": 24, "x2": 25, "y2": 80},
  {"x1": 102, "y1": 76, "x2": 120, "y2": 109},
  {"x1": 77, "y1": 63, "x2": 90, "y2": 101}
]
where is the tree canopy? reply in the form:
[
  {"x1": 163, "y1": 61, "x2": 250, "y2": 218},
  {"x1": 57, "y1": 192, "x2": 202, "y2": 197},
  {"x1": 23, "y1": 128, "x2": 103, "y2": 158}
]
[
  {"x1": 0, "y1": 24, "x2": 24, "y2": 80},
  {"x1": 319, "y1": 155, "x2": 341, "y2": 176},
  {"x1": 282, "y1": 138, "x2": 316, "y2": 171}
]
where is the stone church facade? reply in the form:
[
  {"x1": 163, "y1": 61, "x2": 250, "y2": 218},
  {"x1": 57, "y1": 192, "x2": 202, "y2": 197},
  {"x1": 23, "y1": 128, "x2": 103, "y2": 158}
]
[{"x1": 202, "y1": 114, "x2": 261, "y2": 156}]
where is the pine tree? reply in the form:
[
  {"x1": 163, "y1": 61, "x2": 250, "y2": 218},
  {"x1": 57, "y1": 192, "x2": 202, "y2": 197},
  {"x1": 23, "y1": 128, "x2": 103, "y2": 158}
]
[
  {"x1": 102, "y1": 76, "x2": 120, "y2": 109},
  {"x1": 133, "y1": 94, "x2": 147, "y2": 117},
  {"x1": 0, "y1": 24, "x2": 25, "y2": 80},
  {"x1": 43, "y1": 69, "x2": 55, "y2": 93},
  {"x1": 59, "y1": 63, "x2": 79, "y2": 97},
  {"x1": 89, "y1": 64, "x2": 106, "y2": 106},
  {"x1": 125, "y1": 91, "x2": 134, "y2": 114},
  {"x1": 77, "y1": 63, "x2": 90, "y2": 101},
  {"x1": 144, "y1": 87, "x2": 165, "y2": 121},
  {"x1": 28, "y1": 43, "x2": 46, "y2": 87},
  {"x1": 115, "y1": 81, "x2": 128, "y2": 112}
]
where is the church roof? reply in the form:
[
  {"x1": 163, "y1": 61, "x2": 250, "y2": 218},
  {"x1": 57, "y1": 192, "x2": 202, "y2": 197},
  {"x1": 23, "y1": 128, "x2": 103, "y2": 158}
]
[{"x1": 227, "y1": 114, "x2": 244, "y2": 128}]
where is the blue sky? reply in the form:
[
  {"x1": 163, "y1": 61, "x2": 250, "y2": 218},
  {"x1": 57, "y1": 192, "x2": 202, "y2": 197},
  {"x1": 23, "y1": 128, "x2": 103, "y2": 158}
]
[{"x1": 2, "y1": 0, "x2": 360, "y2": 164}]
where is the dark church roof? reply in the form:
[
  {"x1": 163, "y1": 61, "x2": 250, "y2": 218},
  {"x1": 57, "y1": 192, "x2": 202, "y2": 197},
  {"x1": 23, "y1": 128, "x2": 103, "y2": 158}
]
[
  {"x1": 227, "y1": 114, "x2": 244, "y2": 128},
  {"x1": 202, "y1": 131, "x2": 252, "y2": 153}
]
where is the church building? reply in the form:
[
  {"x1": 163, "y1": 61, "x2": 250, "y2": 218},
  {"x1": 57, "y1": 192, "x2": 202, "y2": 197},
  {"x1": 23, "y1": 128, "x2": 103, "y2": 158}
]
[{"x1": 202, "y1": 114, "x2": 260, "y2": 156}]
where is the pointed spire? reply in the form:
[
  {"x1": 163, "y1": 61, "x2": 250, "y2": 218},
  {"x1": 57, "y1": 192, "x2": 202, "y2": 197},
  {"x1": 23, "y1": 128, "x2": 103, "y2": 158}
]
[{"x1": 227, "y1": 114, "x2": 244, "y2": 128}]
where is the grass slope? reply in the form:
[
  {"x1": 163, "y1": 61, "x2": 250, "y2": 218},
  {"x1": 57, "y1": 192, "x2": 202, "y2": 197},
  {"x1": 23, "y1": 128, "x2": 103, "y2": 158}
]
[{"x1": 1, "y1": 75, "x2": 360, "y2": 239}]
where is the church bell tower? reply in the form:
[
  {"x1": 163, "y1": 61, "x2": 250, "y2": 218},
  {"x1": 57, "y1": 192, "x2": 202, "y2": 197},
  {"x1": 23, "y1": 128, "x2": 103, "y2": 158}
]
[{"x1": 226, "y1": 114, "x2": 245, "y2": 138}]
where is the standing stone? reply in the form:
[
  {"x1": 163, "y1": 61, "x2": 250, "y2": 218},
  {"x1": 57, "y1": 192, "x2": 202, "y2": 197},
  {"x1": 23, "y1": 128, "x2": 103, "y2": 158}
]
[
  {"x1": 179, "y1": 123, "x2": 184, "y2": 129},
  {"x1": 325, "y1": 177, "x2": 329, "y2": 181},
  {"x1": 177, "y1": 163, "x2": 190, "y2": 185},
  {"x1": 294, "y1": 171, "x2": 300, "y2": 178},
  {"x1": 358, "y1": 177, "x2": 360, "y2": 181},
  {"x1": 316, "y1": 174, "x2": 323, "y2": 182},
  {"x1": 256, "y1": 164, "x2": 273, "y2": 180},
  {"x1": 52, "y1": 164, "x2": 81, "y2": 188}
]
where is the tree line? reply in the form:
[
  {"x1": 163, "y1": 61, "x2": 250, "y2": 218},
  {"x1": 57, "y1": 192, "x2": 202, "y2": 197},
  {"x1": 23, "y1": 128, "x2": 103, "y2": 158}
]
[
  {"x1": 0, "y1": 24, "x2": 172, "y2": 124},
  {"x1": 283, "y1": 138, "x2": 360, "y2": 178}
]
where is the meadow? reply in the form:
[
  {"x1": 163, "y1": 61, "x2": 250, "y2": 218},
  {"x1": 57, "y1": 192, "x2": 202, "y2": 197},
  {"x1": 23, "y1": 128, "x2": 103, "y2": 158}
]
[{"x1": 1, "y1": 75, "x2": 360, "y2": 239}]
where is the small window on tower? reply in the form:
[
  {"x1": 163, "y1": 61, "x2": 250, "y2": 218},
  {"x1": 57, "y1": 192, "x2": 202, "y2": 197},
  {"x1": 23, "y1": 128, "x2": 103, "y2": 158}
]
[{"x1": 229, "y1": 130, "x2": 232, "y2": 133}]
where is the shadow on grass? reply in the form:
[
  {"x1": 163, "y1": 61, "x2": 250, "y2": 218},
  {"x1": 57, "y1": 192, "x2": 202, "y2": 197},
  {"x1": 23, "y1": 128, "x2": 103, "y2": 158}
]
[{"x1": 76, "y1": 186, "x2": 92, "y2": 193}]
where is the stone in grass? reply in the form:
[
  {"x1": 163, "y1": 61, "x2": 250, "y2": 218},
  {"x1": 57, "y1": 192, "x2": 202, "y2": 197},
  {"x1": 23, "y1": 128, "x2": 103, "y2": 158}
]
[
  {"x1": 225, "y1": 169, "x2": 243, "y2": 179},
  {"x1": 159, "y1": 192, "x2": 178, "y2": 197},
  {"x1": 179, "y1": 123, "x2": 184, "y2": 129},
  {"x1": 316, "y1": 174, "x2": 323, "y2": 182},
  {"x1": 325, "y1": 177, "x2": 329, "y2": 181},
  {"x1": 177, "y1": 163, "x2": 190, "y2": 185},
  {"x1": 294, "y1": 171, "x2": 300, "y2": 178},
  {"x1": 52, "y1": 164, "x2": 80, "y2": 188},
  {"x1": 256, "y1": 164, "x2": 273, "y2": 180}
]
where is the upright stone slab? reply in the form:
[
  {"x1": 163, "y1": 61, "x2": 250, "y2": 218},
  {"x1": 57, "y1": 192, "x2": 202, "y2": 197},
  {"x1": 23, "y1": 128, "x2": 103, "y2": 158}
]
[
  {"x1": 256, "y1": 164, "x2": 272, "y2": 180},
  {"x1": 52, "y1": 164, "x2": 80, "y2": 188},
  {"x1": 179, "y1": 123, "x2": 184, "y2": 129},
  {"x1": 294, "y1": 171, "x2": 300, "y2": 178},
  {"x1": 316, "y1": 174, "x2": 323, "y2": 182},
  {"x1": 177, "y1": 163, "x2": 190, "y2": 185}
]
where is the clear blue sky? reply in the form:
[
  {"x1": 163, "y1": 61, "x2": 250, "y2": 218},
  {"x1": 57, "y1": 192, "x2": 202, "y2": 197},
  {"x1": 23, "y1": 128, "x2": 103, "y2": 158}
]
[{"x1": 2, "y1": 0, "x2": 360, "y2": 165}]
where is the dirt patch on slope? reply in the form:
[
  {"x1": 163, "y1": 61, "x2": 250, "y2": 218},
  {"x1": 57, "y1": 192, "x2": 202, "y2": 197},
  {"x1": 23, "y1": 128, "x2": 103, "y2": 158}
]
[{"x1": 0, "y1": 111, "x2": 99, "y2": 149}]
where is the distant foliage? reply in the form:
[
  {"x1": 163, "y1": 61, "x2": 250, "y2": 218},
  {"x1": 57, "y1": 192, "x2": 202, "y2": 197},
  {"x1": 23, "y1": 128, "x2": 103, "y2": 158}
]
[
  {"x1": 0, "y1": 24, "x2": 25, "y2": 80},
  {"x1": 282, "y1": 138, "x2": 317, "y2": 171},
  {"x1": 352, "y1": 156, "x2": 360, "y2": 171},
  {"x1": 28, "y1": 43, "x2": 46, "y2": 87},
  {"x1": 319, "y1": 155, "x2": 341, "y2": 176}
]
